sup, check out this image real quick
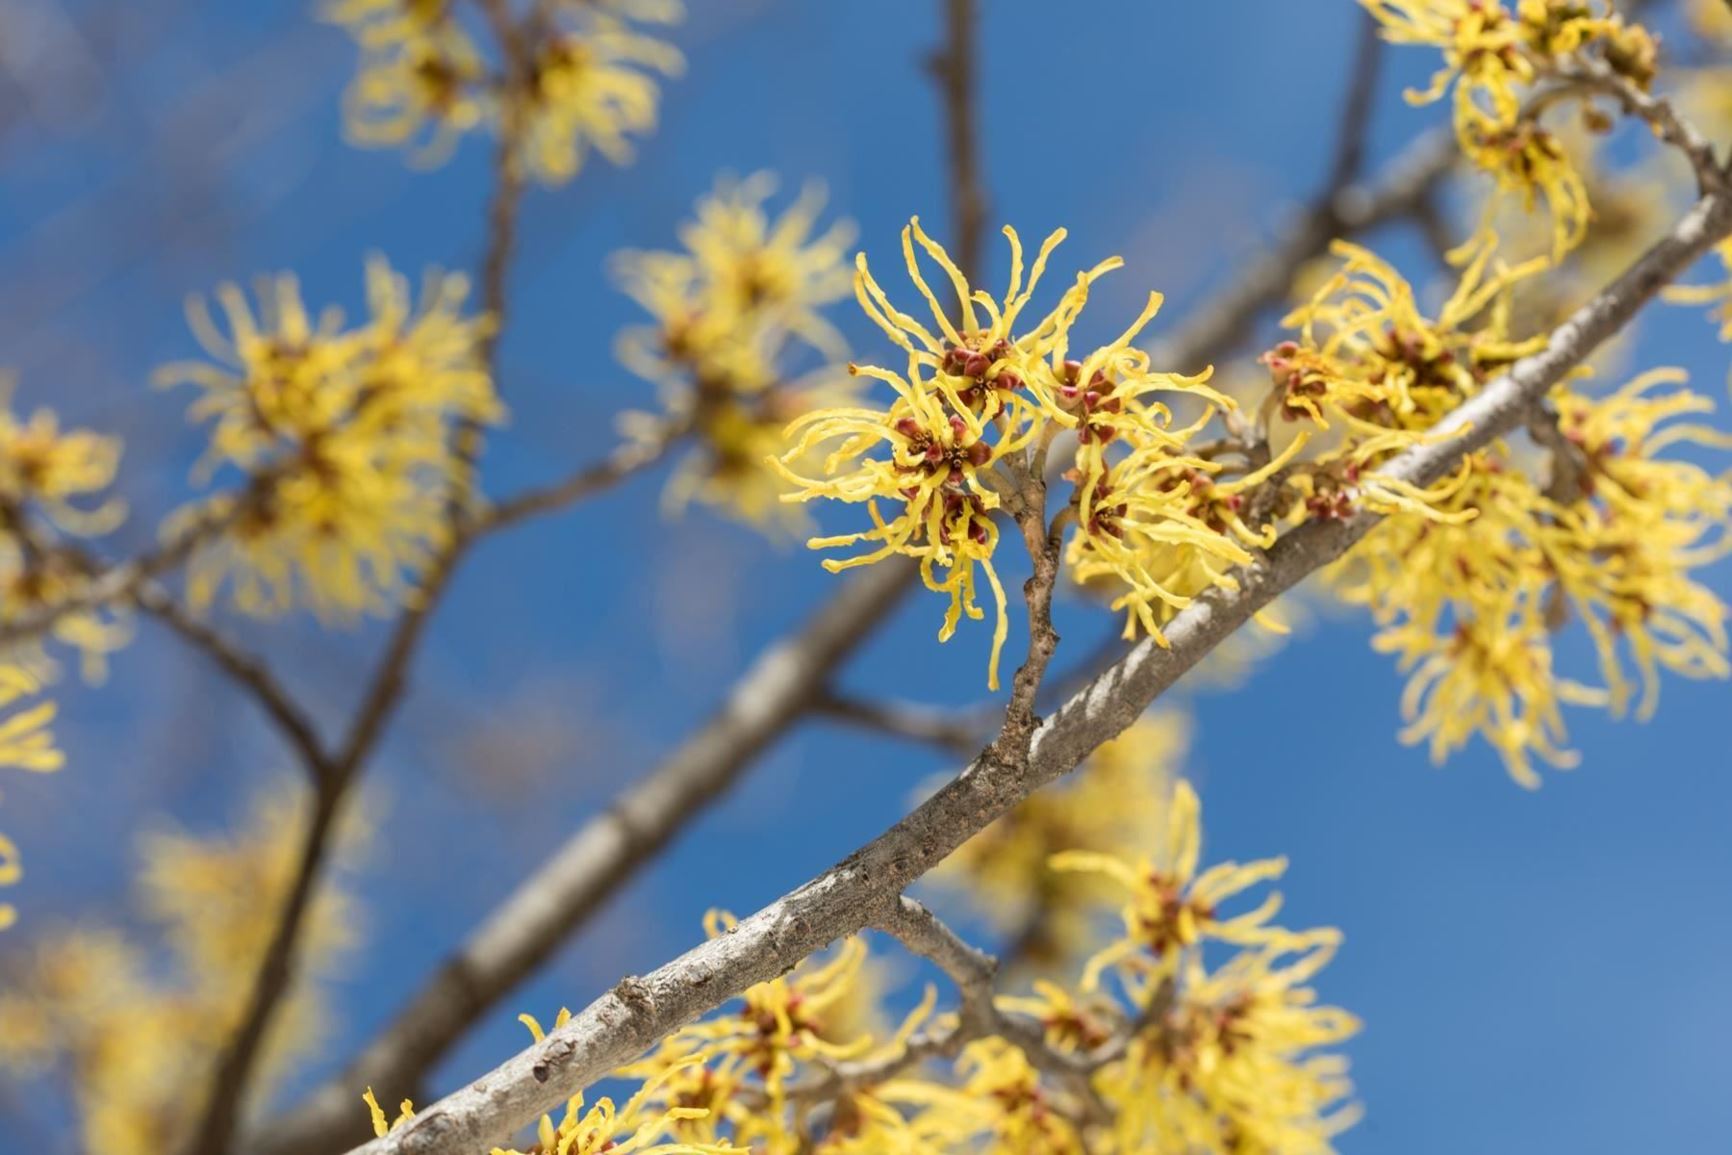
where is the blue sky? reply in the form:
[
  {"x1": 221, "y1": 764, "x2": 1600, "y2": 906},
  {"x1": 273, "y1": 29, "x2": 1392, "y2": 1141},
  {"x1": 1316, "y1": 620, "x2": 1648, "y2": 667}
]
[{"x1": 2, "y1": 1, "x2": 1730, "y2": 1152}]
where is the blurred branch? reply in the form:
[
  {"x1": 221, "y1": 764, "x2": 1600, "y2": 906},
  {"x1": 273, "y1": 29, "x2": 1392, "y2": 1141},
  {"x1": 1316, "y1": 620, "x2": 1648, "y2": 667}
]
[
  {"x1": 812, "y1": 688, "x2": 990, "y2": 757},
  {"x1": 478, "y1": 417, "x2": 690, "y2": 535},
  {"x1": 0, "y1": 494, "x2": 246, "y2": 648},
  {"x1": 1147, "y1": 128, "x2": 1457, "y2": 372},
  {"x1": 1324, "y1": 10, "x2": 1385, "y2": 192},
  {"x1": 338, "y1": 180, "x2": 1732, "y2": 1155},
  {"x1": 255, "y1": 558, "x2": 919, "y2": 1155},
  {"x1": 132, "y1": 583, "x2": 333, "y2": 784},
  {"x1": 930, "y1": 0, "x2": 987, "y2": 279}
]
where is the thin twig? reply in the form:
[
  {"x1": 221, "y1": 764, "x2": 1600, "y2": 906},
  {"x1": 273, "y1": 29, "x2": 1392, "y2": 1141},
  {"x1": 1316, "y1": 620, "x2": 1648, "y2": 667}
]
[
  {"x1": 1324, "y1": 10, "x2": 1386, "y2": 192},
  {"x1": 133, "y1": 583, "x2": 333, "y2": 783},
  {"x1": 1544, "y1": 57, "x2": 1727, "y2": 197},
  {"x1": 0, "y1": 495, "x2": 243, "y2": 648},
  {"x1": 811, "y1": 689, "x2": 989, "y2": 757},
  {"x1": 931, "y1": 0, "x2": 986, "y2": 281},
  {"x1": 873, "y1": 898, "x2": 1112, "y2": 1125},
  {"x1": 478, "y1": 419, "x2": 689, "y2": 535}
]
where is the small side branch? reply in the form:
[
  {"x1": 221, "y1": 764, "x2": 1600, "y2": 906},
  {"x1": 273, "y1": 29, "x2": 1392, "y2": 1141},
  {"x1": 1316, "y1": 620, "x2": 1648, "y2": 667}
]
[
  {"x1": 133, "y1": 583, "x2": 333, "y2": 784},
  {"x1": 1545, "y1": 58, "x2": 1728, "y2": 196},
  {"x1": 812, "y1": 690, "x2": 988, "y2": 757},
  {"x1": 871, "y1": 898, "x2": 1111, "y2": 1125},
  {"x1": 477, "y1": 420, "x2": 688, "y2": 535}
]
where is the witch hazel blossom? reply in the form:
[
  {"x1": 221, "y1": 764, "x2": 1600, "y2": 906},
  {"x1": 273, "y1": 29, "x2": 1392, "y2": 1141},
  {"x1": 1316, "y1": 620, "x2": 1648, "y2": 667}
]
[{"x1": 774, "y1": 219, "x2": 1239, "y2": 689}]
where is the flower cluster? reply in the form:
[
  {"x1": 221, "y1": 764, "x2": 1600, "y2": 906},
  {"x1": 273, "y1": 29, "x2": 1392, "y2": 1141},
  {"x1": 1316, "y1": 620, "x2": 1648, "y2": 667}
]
[
  {"x1": 326, "y1": 0, "x2": 683, "y2": 184},
  {"x1": 775, "y1": 220, "x2": 1238, "y2": 688},
  {"x1": 460, "y1": 764, "x2": 1357, "y2": 1155},
  {"x1": 615, "y1": 174, "x2": 857, "y2": 529},
  {"x1": 0, "y1": 381, "x2": 130, "y2": 673},
  {"x1": 156, "y1": 256, "x2": 499, "y2": 621},
  {"x1": 0, "y1": 383, "x2": 130, "y2": 927},
  {"x1": 1361, "y1": 0, "x2": 1658, "y2": 257},
  {"x1": 1279, "y1": 237, "x2": 1732, "y2": 779},
  {"x1": 0, "y1": 782, "x2": 363, "y2": 1154}
]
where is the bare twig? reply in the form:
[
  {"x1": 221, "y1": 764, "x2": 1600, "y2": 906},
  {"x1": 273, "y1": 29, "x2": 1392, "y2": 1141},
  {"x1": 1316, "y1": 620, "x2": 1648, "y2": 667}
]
[
  {"x1": 930, "y1": 0, "x2": 986, "y2": 280},
  {"x1": 1527, "y1": 402, "x2": 1592, "y2": 507},
  {"x1": 1324, "y1": 10, "x2": 1386, "y2": 193},
  {"x1": 812, "y1": 689, "x2": 989, "y2": 758},
  {"x1": 132, "y1": 583, "x2": 333, "y2": 783},
  {"x1": 0, "y1": 495, "x2": 244, "y2": 648},
  {"x1": 337, "y1": 175, "x2": 1732, "y2": 1155},
  {"x1": 873, "y1": 898, "x2": 1111, "y2": 1124},
  {"x1": 478, "y1": 419, "x2": 689, "y2": 535},
  {"x1": 1544, "y1": 57, "x2": 1727, "y2": 196}
]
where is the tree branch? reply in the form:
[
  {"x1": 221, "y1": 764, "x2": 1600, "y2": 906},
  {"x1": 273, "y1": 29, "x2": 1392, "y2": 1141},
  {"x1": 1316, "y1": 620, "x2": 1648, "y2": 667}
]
[
  {"x1": 477, "y1": 418, "x2": 689, "y2": 535},
  {"x1": 336, "y1": 174, "x2": 1732, "y2": 1155},
  {"x1": 133, "y1": 583, "x2": 333, "y2": 784}
]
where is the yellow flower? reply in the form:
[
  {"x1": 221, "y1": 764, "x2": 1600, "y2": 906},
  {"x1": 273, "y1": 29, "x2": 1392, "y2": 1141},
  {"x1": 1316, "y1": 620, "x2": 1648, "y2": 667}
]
[
  {"x1": 156, "y1": 256, "x2": 498, "y2": 620},
  {"x1": 1363, "y1": 0, "x2": 1533, "y2": 119},
  {"x1": 516, "y1": 7, "x2": 684, "y2": 186},
  {"x1": 949, "y1": 1039, "x2": 1089, "y2": 1155},
  {"x1": 1065, "y1": 434, "x2": 1297, "y2": 642},
  {"x1": 777, "y1": 218, "x2": 1228, "y2": 688},
  {"x1": 625, "y1": 916, "x2": 934, "y2": 1150},
  {"x1": 1329, "y1": 362, "x2": 1732, "y2": 782},
  {"x1": 774, "y1": 357, "x2": 1018, "y2": 687},
  {"x1": 0, "y1": 388, "x2": 113, "y2": 923},
  {"x1": 1458, "y1": 106, "x2": 1591, "y2": 259},
  {"x1": 1667, "y1": 237, "x2": 1732, "y2": 352},
  {"x1": 326, "y1": 0, "x2": 489, "y2": 166},
  {"x1": 0, "y1": 666, "x2": 61, "y2": 930},
  {"x1": 362, "y1": 1087, "x2": 416, "y2": 1137},
  {"x1": 614, "y1": 175, "x2": 856, "y2": 531},
  {"x1": 362, "y1": 1074, "x2": 730, "y2": 1155},
  {"x1": 1360, "y1": 0, "x2": 1656, "y2": 259},
  {"x1": 642, "y1": 919, "x2": 893, "y2": 1089},
  {"x1": 0, "y1": 381, "x2": 131, "y2": 676},
  {"x1": 1102, "y1": 932, "x2": 1362, "y2": 1155},
  {"x1": 1542, "y1": 372, "x2": 1732, "y2": 720},
  {"x1": 1050, "y1": 779, "x2": 1289, "y2": 990}
]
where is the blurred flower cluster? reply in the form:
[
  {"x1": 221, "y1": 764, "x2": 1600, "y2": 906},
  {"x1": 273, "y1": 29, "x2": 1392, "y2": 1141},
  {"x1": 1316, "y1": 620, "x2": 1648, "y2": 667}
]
[
  {"x1": 156, "y1": 257, "x2": 499, "y2": 621},
  {"x1": 326, "y1": 0, "x2": 684, "y2": 184},
  {"x1": 614, "y1": 174, "x2": 859, "y2": 530},
  {"x1": 0, "y1": 783, "x2": 364, "y2": 1153}
]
